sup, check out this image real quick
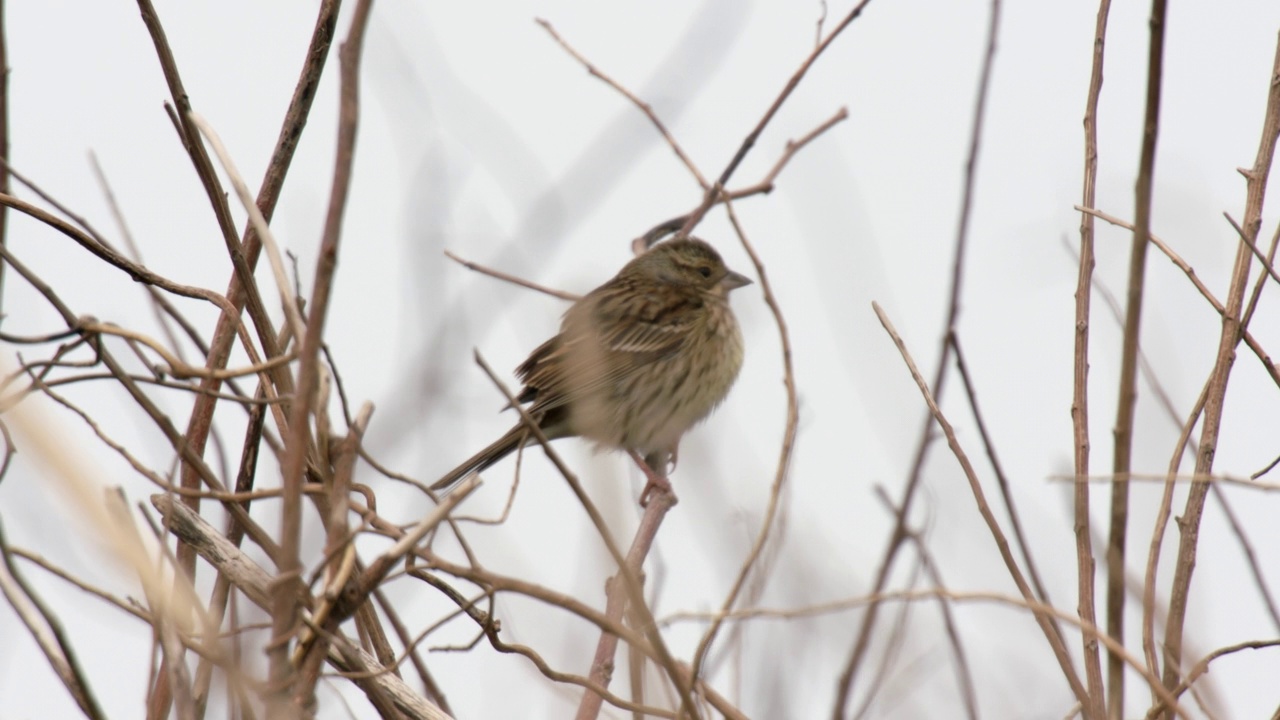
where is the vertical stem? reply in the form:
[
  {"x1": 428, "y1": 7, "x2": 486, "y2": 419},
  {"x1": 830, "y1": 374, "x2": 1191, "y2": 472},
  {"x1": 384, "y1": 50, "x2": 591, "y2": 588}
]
[
  {"x1": 268, "y1": 0, "x2": 373, "y2": 712},
  {"x1": 1108, "y1": 1, "x2": 1166, "y2": 716},
  {"x1": 0, "y1": 0, "x2": 9, "y2": 317},
  {"x1": 1158, "y1": 32, "x2": 1280, "y2": 718},
  {"x1": 1075, "y1": 1, "x2": 1112, "y2": 719}
]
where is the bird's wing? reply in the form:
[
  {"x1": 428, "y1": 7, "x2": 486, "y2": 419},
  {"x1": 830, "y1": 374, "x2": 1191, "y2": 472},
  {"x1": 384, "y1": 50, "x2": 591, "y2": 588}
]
[{"x1": 515, "y1": 281, "x2": 704, "y2": 413}]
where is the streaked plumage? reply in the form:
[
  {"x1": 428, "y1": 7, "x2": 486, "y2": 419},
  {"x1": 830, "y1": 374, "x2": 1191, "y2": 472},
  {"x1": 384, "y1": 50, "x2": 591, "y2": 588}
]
[{"x1": 431, "y1": 237, "x2": 750, "y2": 496}]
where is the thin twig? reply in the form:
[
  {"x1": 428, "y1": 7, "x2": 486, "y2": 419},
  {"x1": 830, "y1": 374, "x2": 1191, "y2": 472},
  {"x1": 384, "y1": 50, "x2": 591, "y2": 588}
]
[
  {"x1": 1156, "y1": 33, "x2": 1280, "y2": 717},
  {"x1": 667, "y1": 587, "x2": 1192, "y2": 719},
  {"x1": 1107, "y1": 1, "x2": 1169, "y2": 713},
  {"x1": 1076, "y1": 205, "x2": 1280, "y2": 390},
  {"x1": 0, "y1": 518, "x2": 107, "y2": 720},
  {"x1": 537, "y1": 18, "x2": 709, "y2": 190},
  {"x1": 873, "y1": 487, "x2": 980, "y2": 720},
  {"x1": 272, "y1": 1, "x2": 375, "y2": 711},
  {"x1": 638, "y1": 107, "x2": 848, "y2": 252},
  {"x1": 833, "y1": 0, "x2": 1003, "y2": 711},
  {"x1": 465, "y1": 351, "x2": 699, "y2": 720},
  {"x1": 687, "y1": 197, "x2": 798, "y2": 692},
  {"x1": 872, "y1": 302, "x2": 1089, "y2": 706},
  {"x1": 674, "y1": 0, "x2": 874, "y2": 239},
  {"x1": 443, "y1": 250, "x2": 579, "y2": 301},
  {"x1": 950, "y1": 332, "x2": 1061, "y2": 625},
  {"x1": 0, "y1": 0, "x2": 9, "y2": 313},
  {"x1": 1072, "y1": 0, "x2": 1113, "y2": 715}
]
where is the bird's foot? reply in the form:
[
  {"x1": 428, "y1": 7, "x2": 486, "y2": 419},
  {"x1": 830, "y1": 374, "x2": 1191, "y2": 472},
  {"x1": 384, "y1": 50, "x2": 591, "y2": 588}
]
[{"x1": 630, "y1": 450, "x2": 676, "y2": 508}]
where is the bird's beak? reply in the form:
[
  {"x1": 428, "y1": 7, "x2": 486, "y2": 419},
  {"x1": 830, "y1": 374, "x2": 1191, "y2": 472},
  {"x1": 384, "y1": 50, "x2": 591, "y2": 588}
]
[{"x1": 720, "y1": 270, "x2": 753, "y2": 291}]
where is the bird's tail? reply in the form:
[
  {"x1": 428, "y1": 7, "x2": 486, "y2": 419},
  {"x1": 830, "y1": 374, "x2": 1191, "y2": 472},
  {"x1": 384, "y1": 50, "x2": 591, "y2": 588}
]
[{"x1": 430, "y1": 425, "x2": 529, "y2": 493}]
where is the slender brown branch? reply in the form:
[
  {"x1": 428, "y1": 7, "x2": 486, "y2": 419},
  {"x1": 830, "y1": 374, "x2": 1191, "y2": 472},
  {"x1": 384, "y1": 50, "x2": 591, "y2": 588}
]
[
  {"x1": 1146, "y1": 640, "x2": 1280, "y2": 719},
  {"x1": 1066, "y1": 233, "x2": 1280, "y2": 640},
  {"x1": 1072, "y1": 0, "x2": 1112, "y2": 716},
  {"x1": 1224, "y1": 212, "x2": 1280, "y2": 288},
  {"x1": 638, "y1": 107, "x2": 848, "y2": 251},
  {"x1": 1156, "y1": 32, "x2": 1280, "y2": 717},
  {"x1": 537, "y1": 18, "x2": 709, "y2": 190},
  {"x1": 834, "y1": 0, "x2": 1002, "y2": 712},
  {"x1": 872, "y1": 301, "x2": 1090, "y2": 707},
  {"x1": 574, "y1": 490, "x2": 678, "y2": 720},
  {"x1": 873, "y1": 488, "x2": 980, "y2": 720},
  {"x1": 950, "y1": 332, "x2": 1061, "y2": 627},
  {"x1": 0, "y1": 0, "x2": 10, "y2": 315},
  {"x1": 1107, "y1": 1, "x2": 1169, "y2": 714},
  {"x1": 272, "y1": 1, "x2": 375, "y2": 710},
  {"x1": 675, "y1": 0, "x2": 874, "y2": 239},
  {"x1": 467, "y1": 351, "x2": 698, "y2": 719},
  {"x1": 687, "y1": 197, "x2": 798, "y2": 695},
  {"x1": 1077, "y1": 205, "x2": 1280, "y2": 390},
  {"x1": 170, "y1": 4, "x2": 340, "y2": 695},
  {"x1": 0, "y1": 518, "x2": 106, "y2": 720},
  {"x1": 443, "y1": 250, "x2": 580, "y2": 301},
  {"x1": 668, "y1": 587, "x2": 1192, "y2": 720}
]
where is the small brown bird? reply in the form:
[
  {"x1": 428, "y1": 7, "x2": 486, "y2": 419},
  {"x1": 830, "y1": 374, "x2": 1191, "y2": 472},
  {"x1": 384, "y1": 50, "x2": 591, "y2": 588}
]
[{"x1": 431, "y1": 237, "x2": 751, "y2": 502}]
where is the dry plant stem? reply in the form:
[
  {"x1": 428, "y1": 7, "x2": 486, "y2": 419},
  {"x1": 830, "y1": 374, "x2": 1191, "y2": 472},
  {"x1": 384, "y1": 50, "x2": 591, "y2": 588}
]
[
  {"x1": 192, "y1": 382, "x2": 274, "y2": 720},
  {"x1": 424, "y1": 555, "x2": 703, "y2": 720},
  {"x1": 0, "y1": 0, "x2": 9, "y2": 313},
  {"x1": 11, "y1": 547, "x2": 153, "y2": 625},
  {"x1": 443, "y1": 249, "x2": 580, "y2": 301},
  {"x1": 1225, "y1": 212, "x2": 1280, "y2": 288},
  {"x1": 134, "y1": 0, "x2": 293, "y2": 511},
  {"x1": 873, "y1": 302, "x2": 1090, "y2": 706},
  {"x1": 344, "y1": 475, "x2": 478, "y2": 617},
  {"x1": 537, "y1": 18, "x2": 709, "y2": 190},
  {"x1": 687, "y1": 199, "x2": 798, "y2": 690},
  {"x1": 1073, "y1": 1, "x2": 1112, "y2": 717},
  {"x1": 833, "y1": 0, "x2": 1001, "y2": 713},
  {"x1": 149, "y1": 495, "x2": 450, "y2": 720},
  {"x1": 575, "y1": 490, "x2": 678, "y2": 720},
  {"x1": 188, "y1": 113, "x2": 307, "y2": 340},
  {"x1": 950, "y1": 333, "x2": 1059, "y2": 619},
  {"x1": 80, "y1": 322, "x2": 293, "y2": 381},
  {"x1": 1107, "y1": 3, "x2": 1168, "y2": 716},
  {"x1": 165, "y1": 7, "x2": 339, "y2": 709},
  {"x1": 1076, "y1": 205, "x2": 1280, "y2": 390},
  {"x1": 292, "y1": 403, "x2": 374, "y2": 705},
  {"x1": 137, "y1": 1, "x2": 284, "y2": 381},
  {"x1": 371, "y1": 587, "x2": 453, "y2": 714},
  {"x1": 0, "y1": 245, "x2": 282, "y2": 562},
  {"x1": 1146, "y1": 640, "x2": 1280, "y2": 719},
  {"x1": 1238, "y1": 220, "x2": 1280, "y2": 341},
  {"x1": 0, "y1": 518, "x2": 106, "y2": 720},
  {"x1": 639, "y1": 106, "x2": 848, "y2": 251},
  {"x1": 1073, "y1": 236, "x2": 1280, "y2": 639},
  {"x1": 118, "y1": 497, "x2": 199, "y2": 720},
  {"x1": 676, "y1": 0, "x2": 873, "y2": 238},
  {"x1": 89, "y1": 154, "x2": 182, "y2": 354},
  {"x1": 0, "y1": 193, "x2": 265, "y2": 346},
  {"x1": 271, "y1": 1, "x2": 373, "y2": 709},
  {"x1": 327, "y1": 634, "x2": 449, "y2": 720},
  {"x1": 665, "y1": 588, "x2": 1193, "y2": 719},
  {"x1": 1156, "y1": 33, "x2": 1280, "y2": 716},
  {"x1": 468, "y1": 352, "x2": 701, "y2": 718},
  {"x1": 872, "y1": 488, "x2": 979, "y2": 720},
  {"x1": 1074, "y1": 232, "x2": 1280, "y2": 657}
]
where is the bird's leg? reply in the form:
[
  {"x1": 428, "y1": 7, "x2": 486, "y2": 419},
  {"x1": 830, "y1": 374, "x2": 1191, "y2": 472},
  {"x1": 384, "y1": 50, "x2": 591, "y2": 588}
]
[{"x1": 629, "y1": 449, "x2": 675, "y2": 507}]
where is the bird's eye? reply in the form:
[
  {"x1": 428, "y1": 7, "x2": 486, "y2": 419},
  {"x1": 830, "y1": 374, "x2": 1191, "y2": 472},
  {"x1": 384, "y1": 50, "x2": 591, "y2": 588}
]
[{"x1": 698, "y1": 266, "x2": 712, "y2": 278}]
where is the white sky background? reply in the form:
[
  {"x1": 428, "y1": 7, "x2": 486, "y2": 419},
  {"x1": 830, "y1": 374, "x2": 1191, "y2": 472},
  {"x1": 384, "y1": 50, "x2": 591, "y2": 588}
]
[{"x1": 2, "y1": 1, "x2": 1280, "y2": 718}]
